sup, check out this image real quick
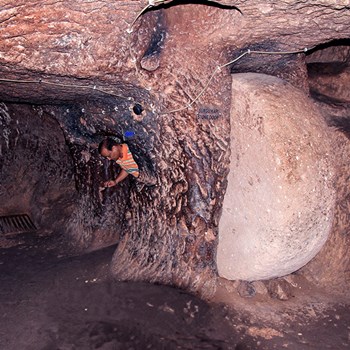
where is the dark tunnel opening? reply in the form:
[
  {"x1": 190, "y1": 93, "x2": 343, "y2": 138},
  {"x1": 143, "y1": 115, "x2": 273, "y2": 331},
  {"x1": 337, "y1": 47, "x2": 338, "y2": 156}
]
[
  {"x1": 306, "y1": 38, "x2": 350, "y2": 137},
  {"x1": 0, "y1": 102, "x2": 77, "y2": 250},
  {"x1": 0, "y1": 69, "x2": 161, "y2": 254},
  {"x1": 0, "y1": 99, "x2": 120, "y2": 253}
]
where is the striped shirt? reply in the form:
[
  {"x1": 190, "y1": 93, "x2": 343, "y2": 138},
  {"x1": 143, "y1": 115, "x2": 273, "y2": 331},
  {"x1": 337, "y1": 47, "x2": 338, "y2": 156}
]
[{"x1": 116, "y1": 144, "x2": 139, "y2": 178}]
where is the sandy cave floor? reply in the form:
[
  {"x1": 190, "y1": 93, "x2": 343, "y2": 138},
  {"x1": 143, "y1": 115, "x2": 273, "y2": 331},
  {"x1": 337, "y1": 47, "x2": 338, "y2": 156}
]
[{"x1": 0, "y1": 233, "x2": 349, "y2": 350}]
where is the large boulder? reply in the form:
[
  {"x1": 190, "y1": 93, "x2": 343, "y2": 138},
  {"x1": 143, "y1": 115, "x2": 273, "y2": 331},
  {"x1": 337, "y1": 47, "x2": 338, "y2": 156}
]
[{"x1": 217, "y1": 73, "x2": 336, "y2": 281}]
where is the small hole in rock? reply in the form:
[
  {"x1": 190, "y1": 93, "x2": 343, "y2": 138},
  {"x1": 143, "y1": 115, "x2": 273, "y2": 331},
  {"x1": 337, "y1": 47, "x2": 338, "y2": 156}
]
[{"x1": 133, "y1": 104, "x2": 143, "y2": 115}]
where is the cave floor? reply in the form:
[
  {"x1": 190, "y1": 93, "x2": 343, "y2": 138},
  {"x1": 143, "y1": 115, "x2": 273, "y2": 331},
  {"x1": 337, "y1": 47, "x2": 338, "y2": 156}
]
[{"x1": 0, "y1": 234, "x2": 349, "y2": 350}]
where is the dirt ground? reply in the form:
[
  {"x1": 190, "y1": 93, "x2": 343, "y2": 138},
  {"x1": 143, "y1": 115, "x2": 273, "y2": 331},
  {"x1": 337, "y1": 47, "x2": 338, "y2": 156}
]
[{"x1": 0, "y1": 235, "x2": 349, "y2": 350}]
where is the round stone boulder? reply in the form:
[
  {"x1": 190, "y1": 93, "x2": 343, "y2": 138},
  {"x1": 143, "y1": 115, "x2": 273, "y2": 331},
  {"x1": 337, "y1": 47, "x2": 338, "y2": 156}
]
[{"x1": 217, "y1": 73, "x2": 336, "y2": 281}]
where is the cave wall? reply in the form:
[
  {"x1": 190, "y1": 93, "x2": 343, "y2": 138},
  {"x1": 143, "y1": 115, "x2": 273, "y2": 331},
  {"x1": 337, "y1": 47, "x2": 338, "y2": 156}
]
[
  {"x1": 1, "y1": 1, "x2": 350, "y2": 296},
  {"x1": 300, "y1": 129, "x2": 350, "y2": 295},
  {"x1": 307, "y1": 43, "x2": 350, "y2": 103},
  {"x1": 0, "y1": 102, "x2": 75, "y2": 244},
  {"x1": 297, "y1": 46, "x2": 350, "y2": 295}
]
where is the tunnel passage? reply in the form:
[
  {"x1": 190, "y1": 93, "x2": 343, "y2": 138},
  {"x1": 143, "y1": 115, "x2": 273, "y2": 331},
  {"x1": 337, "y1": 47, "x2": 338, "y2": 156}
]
[
  {"x1": 1, "y1": 40, "x2": 350, "y2": 299},
  {"x1": 299, "y1": 40, "x2": 350, "y2": 294},
  {"x1": 0, "y1": 84, "x2": 157, "y2": 253},
  {"x1": 0, "y1": 75, "x2": 229, "y2": 297},
  {"x1": 0, "y1": 102, "x2": 76, "y2": 248},
  {"x1": 2, "y1": 0, "x2": 350, "y2": 300},
  {"x1": 0, "y1": 47, "x2": 349, "y2": 297}
]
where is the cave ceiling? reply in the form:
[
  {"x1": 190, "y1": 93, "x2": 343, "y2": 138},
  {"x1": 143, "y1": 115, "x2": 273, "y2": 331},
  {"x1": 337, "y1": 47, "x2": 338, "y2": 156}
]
[{"x1": 0, "y1": 0, "x2": 349, "y2": 103}]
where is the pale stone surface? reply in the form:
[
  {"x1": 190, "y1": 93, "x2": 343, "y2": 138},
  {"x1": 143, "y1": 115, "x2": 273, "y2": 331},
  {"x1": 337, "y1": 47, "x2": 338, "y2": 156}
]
[{"x1": 217, "y1": 73, "x2": 336, "y2": 281}]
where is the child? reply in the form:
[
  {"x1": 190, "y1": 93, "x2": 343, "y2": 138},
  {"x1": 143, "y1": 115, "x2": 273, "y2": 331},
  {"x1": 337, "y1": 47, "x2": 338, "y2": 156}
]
[{"x1": 98, "y1": 137, "x2": 156, "y2": 190}]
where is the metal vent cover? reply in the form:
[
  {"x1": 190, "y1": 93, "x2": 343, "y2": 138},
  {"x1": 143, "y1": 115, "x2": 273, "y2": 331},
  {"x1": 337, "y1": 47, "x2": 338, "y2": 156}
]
[{"x1": 0, "y1": 214, "x2": 37, "y2": 235}]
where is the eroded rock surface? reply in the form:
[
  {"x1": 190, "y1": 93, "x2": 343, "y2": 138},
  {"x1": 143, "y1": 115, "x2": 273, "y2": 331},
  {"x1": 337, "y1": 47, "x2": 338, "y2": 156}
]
[
  {"x1": 0, "y1": 103, "x2": 76, "y2": 243},
  {"x1": 299, "y1": 48, "x2": 350, "y2": 295}
]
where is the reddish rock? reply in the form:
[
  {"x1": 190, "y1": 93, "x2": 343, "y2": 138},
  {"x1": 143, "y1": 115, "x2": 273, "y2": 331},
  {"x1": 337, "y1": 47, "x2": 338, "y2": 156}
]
[{"x1": 0, "y1": 0, "x2": 350, "y2": 297}]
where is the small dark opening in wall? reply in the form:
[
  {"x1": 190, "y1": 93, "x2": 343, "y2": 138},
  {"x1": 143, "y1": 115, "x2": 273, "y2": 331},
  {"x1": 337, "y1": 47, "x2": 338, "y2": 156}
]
[{"x1": 133, "y1": 103, "x2": 143, "y2": 115}]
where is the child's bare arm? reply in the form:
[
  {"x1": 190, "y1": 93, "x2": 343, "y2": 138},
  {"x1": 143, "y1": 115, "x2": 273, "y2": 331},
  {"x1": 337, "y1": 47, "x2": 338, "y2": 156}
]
[{"x1": 104, "y1": 169, "x2": 129, "y2": 187}]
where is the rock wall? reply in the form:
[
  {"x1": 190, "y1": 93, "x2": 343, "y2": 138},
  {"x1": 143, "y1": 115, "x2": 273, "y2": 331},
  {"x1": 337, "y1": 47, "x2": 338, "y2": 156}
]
[
  {"x1": 1, "y1": 1, "x2": 350, "y2": 296},
  {"x1": 300, "y1": 130, "x2": 350, "y2": 295},
  {"x1": 0, "y1": 102, "x2": 75, "y2": 242},
  {"x1": 298, "y1": 46, "x2": 350, "y2": 295}
]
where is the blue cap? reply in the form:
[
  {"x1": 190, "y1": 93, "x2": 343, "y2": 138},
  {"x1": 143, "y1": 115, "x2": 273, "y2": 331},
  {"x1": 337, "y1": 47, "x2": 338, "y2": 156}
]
[{"x1": 124, "y1": 130, "x2": 135, "y2": 138}]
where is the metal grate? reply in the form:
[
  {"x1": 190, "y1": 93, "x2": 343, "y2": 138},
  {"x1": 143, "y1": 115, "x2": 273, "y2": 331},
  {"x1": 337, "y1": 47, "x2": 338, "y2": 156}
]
[{"x1": 0, "y1": 214, "x2": 37, "y2": 235}]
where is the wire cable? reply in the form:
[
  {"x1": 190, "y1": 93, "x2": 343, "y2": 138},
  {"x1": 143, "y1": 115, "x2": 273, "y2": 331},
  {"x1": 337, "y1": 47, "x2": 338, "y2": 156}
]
[
  {"x1": 0, "y1": 78, "x2": 132, "y2": 101},
  {"x1": 161, "y1": 46, "x2": 314, "y2": 114},
  {"x1": 0, "y1": 47, "x2": 314, "y2": 114}
]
